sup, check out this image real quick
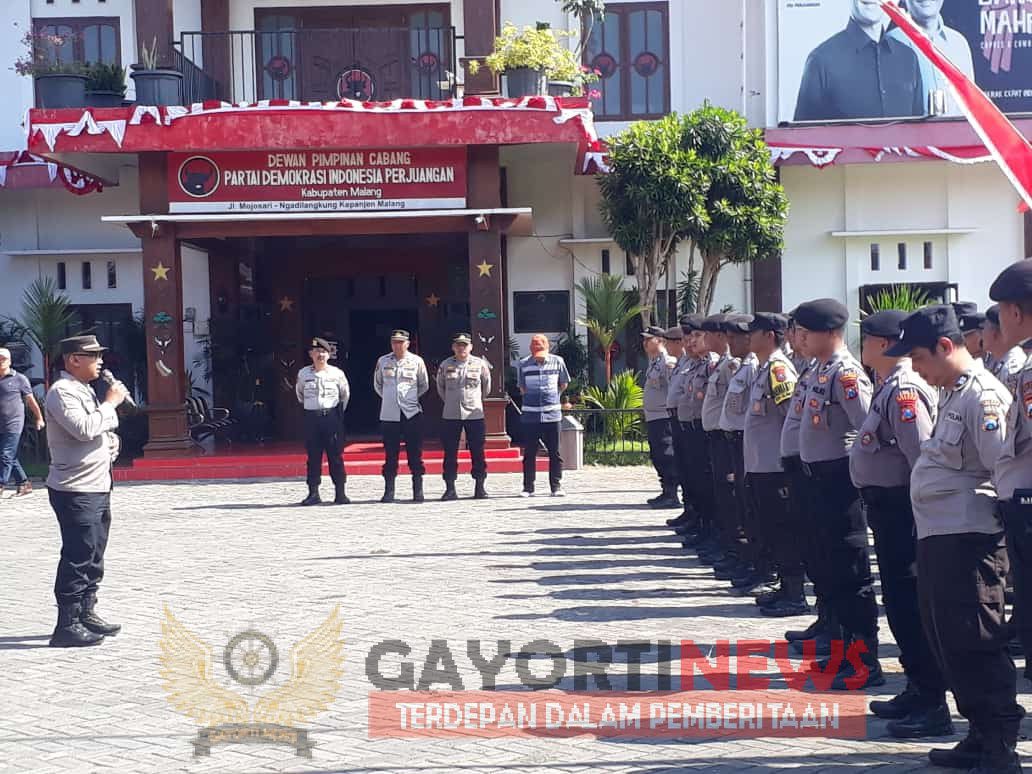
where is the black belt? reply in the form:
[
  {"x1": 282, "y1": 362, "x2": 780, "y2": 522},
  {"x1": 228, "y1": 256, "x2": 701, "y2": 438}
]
[
  {"x1": 801, "y1": 457, "x2": 849, "y2": 480},
  {"x1": 667, "y1": 409, "x2": 678, "y2": 419},
  {"x1": 723, "y1": 430, "x2": 743, "y2": 441},
  {"x1": 682, "y1": 419, "x2": 703, "y2": 431},
  {"x1": 306, "y1": 408, "x2": 338, "y2": 416}
]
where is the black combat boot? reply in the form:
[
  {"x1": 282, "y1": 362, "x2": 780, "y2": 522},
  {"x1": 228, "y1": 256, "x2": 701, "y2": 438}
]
[
  {"x1": 760, "y1": 575, "x2": 810, "y2": 617},
  {"x1": 81, "y1": 593, "x2": 121, "y2": 636},
  {"x1": 381, "y1": 478, "x2": 396, "y2": 504},
  {"x1": 886, "y1": 703, "x2": 954, "y2": 739},
  {"x1": 786, "y1": 600, "x2": 828, "y2": 641},
  {"x1": 333, "y1": 481, "x2": 350, "y2": 505},
  {"x1": 830, "y1": 635, "x2": 885, "y2": 690},
  {"x1": 50, "y1": 602, "x2": 105, "y2": 647},
  {"x1": 412, "y1": 475, "x2": 425, "y2": 503},
  {"x1": 473, "y1": 479, "x2": 488, "y2": 499},
  {"x1": 970, "y1": 737, "x2": 1022, "y2": 774},
  {"x1": 928, "y1": 729, "x2": 983, "y2": 769},
  {"x1": 649, "y1": 485, "x2": 682, "y2": 510},
  {"x1": 869, "y1": 680, "x2": 922, "y2": 719},
  {"x1": 441, "y1": 480, "x2": 458, "y2": 501},
  {"x1": 300, "y1": 486, "x2": 321, "y2": 506}
]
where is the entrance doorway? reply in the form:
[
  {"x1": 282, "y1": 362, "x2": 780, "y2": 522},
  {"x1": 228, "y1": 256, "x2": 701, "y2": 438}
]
[{"x1": 348, "y1": 307, "x2": 419, "y2": 433}]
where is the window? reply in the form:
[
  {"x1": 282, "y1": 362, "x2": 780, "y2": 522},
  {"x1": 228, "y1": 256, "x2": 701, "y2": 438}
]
[
  {"x1": 626, "y1": 252, "x2": 635, "y2": 276},
  {"x1": 81, "y1": 261, "x2": 92, "y2": 290},
  {"x1": 56, "y1": 261, "x2": 66, "y2": 289},
  {"x1": 601, "y1": 248, "x2": 611, "y2": 274},
  {"x1": 32, "y1": 17, "x2": 121, "y2": 67},
  {"x1": 869, "y1": 244, "x2": 880, "y2": 271},
  {"x1": 107, "y1": 260, "x2": 117, "y2": 288},
  {"x1": 923, "y1": 242, "x2": 934, "y2": 270},
  {"x1": 585, "y1": 2, "x2": 669, "y2": 120},
  {"x1": 897, "y1": 243, "x2": 907, "y2": 270},
  {"x1": 513, "y1": 291, "x2": 570, "y2": 333}
]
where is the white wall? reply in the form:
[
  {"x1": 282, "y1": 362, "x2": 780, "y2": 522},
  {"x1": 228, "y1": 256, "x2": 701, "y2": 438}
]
[{"x1": 2, "y1": 1, "x2": 35, "y2": 152}]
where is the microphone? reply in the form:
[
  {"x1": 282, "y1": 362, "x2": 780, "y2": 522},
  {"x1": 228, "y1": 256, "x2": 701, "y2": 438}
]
[{"x1": 101, "y1": 369, "x2": 136, "y2": 408}]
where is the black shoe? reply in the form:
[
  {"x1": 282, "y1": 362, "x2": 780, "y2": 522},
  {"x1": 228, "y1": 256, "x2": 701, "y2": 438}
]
[
  {"x1": 381, "y1": 480, "x2": 396, "y2": 504},
  {"x1": 80, "y1": 594, "x2": 120, "y2": 636},
  {"x1": 731, "y1": 569, "x2": 774, "y2": 591},
  {"x1": 760, "y1": 597, "x2": 811, "y2": 617},
  {"x1": 50, "y1": 603, "x2": 105, "y2": 647},
  {"x1": 714, "y1": 563, "x2": 746, "y2": 581},
  {"x1": 969, "y1": 750, "x2": 1022, "y2": 774},
  {"x1": 300, "y1": 489, "x2": 321, "y2": 506},
  {"x1": 473, "y1": 480, "x2": 488, "y2": 499},
  {"x1": 334, "y1": 492, "x2": 351, "y2": 505},
  {"x1": 755, "y1": 585, "x2": 785, "y2": 607},
  {"x1": 885, "y1": 704, "x2": 954, "y2": 739},
  {"x1": 646, "y1": 492, "x2": 665, "y2": 506},
  {"x1": 928, "y1": 733, "x2": 983, "y2": 769},
  {"x1": 830, "y1": 637, "x2": 885, "y2": 690},
  {"x1": 667, "y1": 511, "x2": 694, "y2": 527},
  {"x1": 681, "y1": 531, "x2": 707, "y2": 548},
  {"x1": 869, "y1": 681, "x2": 923, "y2": 720},
  {"x1": 650, "y1": 493, "x2": 683, "y2": 510},
  {"x1": 441, "y1": 484, "x2": 458, "y2": 501},
  {"x1": 790, "y1": 632, "x2": 834, "y2": 657},
  {"x1": 786, "y1": 605, "x2": 828, "y2": 642}
]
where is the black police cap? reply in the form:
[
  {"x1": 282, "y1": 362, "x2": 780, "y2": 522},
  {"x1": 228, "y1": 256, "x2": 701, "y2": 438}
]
[
  {"x1": 641, "y1": 325, "x2": 666, "y2": 339},
  {"x1": 985, "y1": 305, "x2": 1000, "y2": 327},
  {"x1": 959, "y1": 312, "x2": 986, "y2": 334},
  {"x1": 700, "y1": 314, "x2": 727, "y2": 333},
  {"x1": 860, "y1": 309, "x2": 909, "y2": 339},
  {"x1": 679, "y1": 314, "x2": 705, "y2": 333},
  {"x1": 722, "y1": 314, "x2": 754, "y2": 333},
  {"x1": 308, "y1": 337, "x2": 331, "y2": 352},
  {"x1": 663, "y1": 326, "x2": 683, "y2": 341},
  {"x1": 747, "y1": 312, "x2": 787, "y2": 333},
  {"x1": 952, "y1": 301, "x2": 978, "y2": 319},
  {"x1": 793, "y1": 299, "x2": 849, "y2": 332},
  {"x1": 989, "y1": 259, "x2": 1032, "y2": 302},
  {"x1": 885, "y1": 304, "x2": 961, "y2": 357}
]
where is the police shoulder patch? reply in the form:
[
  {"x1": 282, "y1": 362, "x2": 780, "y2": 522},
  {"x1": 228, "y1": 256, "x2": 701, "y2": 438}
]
[
  {"x1": 896, "y1": 388, "x2": 919, "y2": 423},
  {"x1": 839, "y1": 369, "x2": 860, "y2": 401},
  {"x1": 981, "y1": 397, "x2": 1002, "y2": 432},
  {"x1": 770, "y1": 363, "x2": 794, "y2": 405}
]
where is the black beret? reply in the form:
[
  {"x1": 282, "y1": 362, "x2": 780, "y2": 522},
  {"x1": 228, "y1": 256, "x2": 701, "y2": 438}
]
[
  {"x1": 679, "y1": 314, "x2": 705, "y2": 332},
  {"x1": 959, "y1": 312, "x2": 986, "y2": 334},
  {"x1": 641, "y1": 325, "x2": 666, "y2": 339},
  {"x1": 984, "y1": 305, "x2": 1000, "y2": 327},
  {"x1": 723, "y1": 314, "x2": 754, "y2": 333},
  {"x1": 952, "y1": 301, "x2": 978, "y2": 319},
  {"x1": 747, "y1": 312, "x2": 788, "y2": 333},
  {"x1": 886, "y1": 305, "x2": 961, "y2": 357},
  {"x1": 664, "y1": 326, "x2": 683, "y2": 341},
  {"x1": 989, "y1": 259, "x2": 1032, "y2": 302},
  {"x1": 860, "y1": 309, "x2": 909, "y2": 339},
  {"x1": 794, "y1": 299, "x2": 849, "y2": 331},
  {"x1": 700, "y1": 314, "x2": 727, "y2": 332}
]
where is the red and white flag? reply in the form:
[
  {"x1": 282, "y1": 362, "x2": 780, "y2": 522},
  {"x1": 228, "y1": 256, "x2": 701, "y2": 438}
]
[{"x1": 878, "y1": 0, "x2": 1032, "y2": 212}]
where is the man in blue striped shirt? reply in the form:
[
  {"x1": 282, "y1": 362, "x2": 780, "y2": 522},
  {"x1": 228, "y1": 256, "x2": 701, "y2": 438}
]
[{"x1": 518, "y1": 334, "x2": 570, "y2": 497}]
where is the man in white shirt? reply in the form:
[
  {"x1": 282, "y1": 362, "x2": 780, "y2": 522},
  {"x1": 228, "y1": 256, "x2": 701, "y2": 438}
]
[{"x1": 295, "y1": 337, "x2": 351, "y2": 506}]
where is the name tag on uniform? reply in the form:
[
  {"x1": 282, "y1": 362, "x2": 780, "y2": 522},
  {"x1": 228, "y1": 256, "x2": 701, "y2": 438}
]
[
  {"x1": 446, "y1": 368, "x2": 459, "y2": 380},
  {"x1": 384, "y1": 367, "x2": 396, "y2": 378}
]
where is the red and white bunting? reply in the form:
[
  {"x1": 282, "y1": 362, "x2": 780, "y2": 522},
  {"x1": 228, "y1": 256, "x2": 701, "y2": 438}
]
[
  {"x1": 768, "y1": 145, "x2": 843, "y2": 167},
  {"x1": 866, "y1": 146, "x2": 994, "y2": 164},
  {"x1": 0, "y1": 150, "x2": 103, "y2": 194}
]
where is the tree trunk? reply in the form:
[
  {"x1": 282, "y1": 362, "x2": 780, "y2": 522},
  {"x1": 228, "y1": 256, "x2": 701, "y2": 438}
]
[
  {"x1": 604, "y1": 346, "x2": 613, "y2": 385},
  {"x1": 697, "y1": 250, "x2": 724, "y2": 314}
]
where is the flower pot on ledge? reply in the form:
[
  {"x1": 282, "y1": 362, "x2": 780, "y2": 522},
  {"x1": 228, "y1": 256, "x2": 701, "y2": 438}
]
[
  {"x1": 34, "y1": 73, "x2": 88, "y2": 108},
  {"x1": 86, "y1": 90, "x2": 125, "y2": 108},
  {"x1": 130, "y1": 67, "x2": 183, "y2": 106},
  {"x1": 547, "y1": 80, "x2": 575, "y2": 97},
  {"x1": 504, "y1": 67, "x2": 547, "y2": 98}
]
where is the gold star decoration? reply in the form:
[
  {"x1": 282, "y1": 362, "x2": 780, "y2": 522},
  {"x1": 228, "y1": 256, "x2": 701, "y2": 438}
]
[
  {"x1": 278, "y1": 296, "x2": 295, "y2": 312},
  {"x1": 476, "y1": 260, "x2": 495, "y2": 278},
  {"x1": 425, "y1": 293, "x2": 440, "y2": 308},
  {"x1": 150, "y1": 262, "x2": 170, "y2": 281}
]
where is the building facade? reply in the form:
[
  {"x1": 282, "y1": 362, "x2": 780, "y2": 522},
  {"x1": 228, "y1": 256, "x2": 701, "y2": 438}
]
[{"x1": 2, "y1": 0, "x2": 1029, "y2": 453}]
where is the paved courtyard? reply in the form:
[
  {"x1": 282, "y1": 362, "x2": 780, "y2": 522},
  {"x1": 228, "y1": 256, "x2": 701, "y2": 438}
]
[{"x1": 2, "y1": 467, "x2": 1031, "y2": 773}]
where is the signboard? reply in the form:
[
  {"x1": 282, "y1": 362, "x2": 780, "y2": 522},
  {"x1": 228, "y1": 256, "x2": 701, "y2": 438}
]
[
  {"x1": 778, "y1": 0, "x2": 1032, "y2": 123},
  {"x1": 167, "y1": 148, "x2": 467, "y2": 213}
]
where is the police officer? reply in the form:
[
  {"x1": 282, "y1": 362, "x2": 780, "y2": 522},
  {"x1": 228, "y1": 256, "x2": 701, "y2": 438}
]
[
  {"x1": 642, "y1": 325, "x2": 680, "y2": 509},
  {"x1": 665, "y1": 324, "x2": 693, "y2": 525},
  {"x1": 697, "y1": 314, "x2": 738, "y2": 563},
  {"x1": 983, "y1": 304, "x2": 1025, "y2": 397},
  {"x1": 718, "y1": 314, "x2": 764, "y2": 591},
  {"x1": 889, "y1": 304, "x2": 1024, "y2": 773},
  {"x1": 436, "y1": 333, "x2": 491, "y2": 501},
  {"x1": 45, "y1": 335, "x2": 125, "y2": 647},
  {"x1": 954, "y1": 301, "x2": 986, "y2": 358},
  {"x1": 673, "y1": 315, "x2": 718, "y2": 537},
  {"x1": 796, "y1": 298, "x2": 882, "y2": 689},
  {"x1": 743, "y1": 313, "x2": 807, "y2": 616},
  {"x1": 850, "y1": 311, "x2": 950, "y2": 736},
  {"x1": 295, "y1": 337, "x2": 351, "y2": 506},
  {"x1": 374, "y1": 330, "x2": 429, "y2": 503},
  {"x1": 991, "y1": 261, "x2": 1032, "y2": 680}
]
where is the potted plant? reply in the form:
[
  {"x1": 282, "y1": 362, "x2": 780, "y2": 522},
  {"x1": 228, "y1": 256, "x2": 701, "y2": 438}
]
[
  {"x1": 13, "y1": 28, "x2": 87, "y2": 108},
  {"x1": 85, "y1": 62, "x2": 127, "y2": 107},
  {"x1": 470, "y1": 23, "x2": 581, "y2": 98},
  {"x1": 129, "y1": 37, "x2": 183, "y2": 106}
]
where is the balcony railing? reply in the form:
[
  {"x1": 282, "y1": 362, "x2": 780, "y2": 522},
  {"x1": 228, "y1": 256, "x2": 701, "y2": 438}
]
[{"x1": 173, "y1": 26, "x2": 458, "y2": 105}]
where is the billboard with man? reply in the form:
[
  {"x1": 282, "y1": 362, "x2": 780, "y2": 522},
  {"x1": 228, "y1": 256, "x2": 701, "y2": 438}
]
[{"x1": 779, "y1": 0, "x2": 1032, "y2": 123}]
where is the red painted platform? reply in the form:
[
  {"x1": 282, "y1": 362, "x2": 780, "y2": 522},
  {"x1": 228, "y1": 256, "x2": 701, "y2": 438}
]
[{"x1": 114, "y1": 441, "x2": 546, "y2": 482}]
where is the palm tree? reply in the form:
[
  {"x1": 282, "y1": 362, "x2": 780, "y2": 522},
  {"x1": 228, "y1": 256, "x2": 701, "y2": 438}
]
[
  {"x1": 862, "y1": 284, "x2": 931, "y2": 315},
  {"x1": 575, "y1": 274, "x2": 644, "y2": 385},
  {"x1": 5, "y1": 277, "x2": 80, "y2": 390}
]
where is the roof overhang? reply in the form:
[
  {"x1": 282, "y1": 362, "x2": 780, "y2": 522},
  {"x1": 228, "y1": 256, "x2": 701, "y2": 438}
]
[
  {"x1": 101, "y1": 207, "x2": 534, "y2": 239},
  {"x1": 26, "y1": 97, "x2": 599, "y2": 164}
]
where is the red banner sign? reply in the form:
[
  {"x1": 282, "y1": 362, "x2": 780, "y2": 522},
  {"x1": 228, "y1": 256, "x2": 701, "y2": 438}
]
[{"x1": 167, "y1": 148, "x2": 467, "y2": 213}]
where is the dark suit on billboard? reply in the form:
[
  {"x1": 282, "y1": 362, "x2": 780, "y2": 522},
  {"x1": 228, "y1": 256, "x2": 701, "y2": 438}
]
[{"x1": 794, "y1": 19, "x2": 924, "y2": 121}]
